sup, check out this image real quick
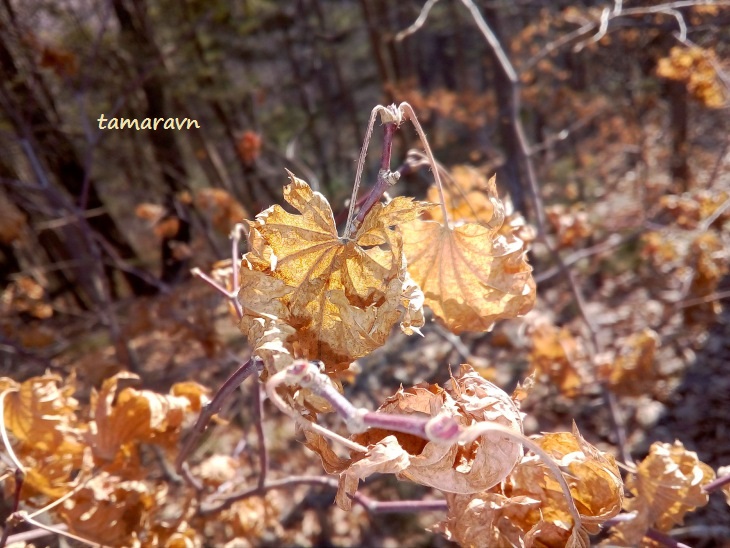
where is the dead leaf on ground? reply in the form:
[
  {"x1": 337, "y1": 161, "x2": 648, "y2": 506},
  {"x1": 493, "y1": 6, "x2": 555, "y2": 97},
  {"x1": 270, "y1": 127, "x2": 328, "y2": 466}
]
[
  {"x1": 599, "y1": 328, "x2": 659, "y2": 396},
  {"x1": 528, "y1": 323, "x2": 583, "y2": 397},
  {"x1": 86, "y1": 372, "x2": 200, "y2": 467}
]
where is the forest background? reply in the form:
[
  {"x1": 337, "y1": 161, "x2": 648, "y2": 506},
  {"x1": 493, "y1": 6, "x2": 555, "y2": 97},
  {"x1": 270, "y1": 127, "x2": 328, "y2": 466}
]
[{"x1": 1, "y1": 0, "x2": 729, "y2": 546}]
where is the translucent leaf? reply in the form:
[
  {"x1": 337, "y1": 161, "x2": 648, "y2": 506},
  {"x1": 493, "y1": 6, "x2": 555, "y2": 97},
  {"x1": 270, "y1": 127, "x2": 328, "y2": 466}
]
[
  {"x1": 402, "y1": 218, "x2": 535, "y2": 333},
  {"x1": 425, "y1": 167, "x2": 503, "y2": 227},
  {"x1": 238, "y1": 173, "x2": 427, "y2": 371},
  {"x1": 506, "y1": 426, "x2": 623, "y2": 539},
  {"x1": 0, "y1": 373, "x2": 78, "y2": 453},
  {"x1": 608, "y1": 441, "x2": 715, "y2": 545}
]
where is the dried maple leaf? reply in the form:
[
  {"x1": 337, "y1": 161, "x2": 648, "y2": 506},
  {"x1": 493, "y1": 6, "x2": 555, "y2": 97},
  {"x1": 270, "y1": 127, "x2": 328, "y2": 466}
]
[
  {"x1": 505, "y1": 425, "x2": 623, "y2": 542},
  {"x1": 238, "y1": 172, "x2": 427, "y2": 371},
  {"x1": 336, "y1": 365, "x2": 523, "y2": 509},
  {"x1": 608, "y1": 441, "x2": 715, "y2": 545},
  {"x1": 402, "y1": 174, "x2": 535, "y2": 333}
]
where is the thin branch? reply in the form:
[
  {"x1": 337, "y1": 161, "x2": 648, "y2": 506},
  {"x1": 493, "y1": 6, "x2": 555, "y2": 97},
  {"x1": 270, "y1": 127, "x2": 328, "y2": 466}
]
[{"x1": 176, "y1": 357, "x2": 262, "y2": 472}]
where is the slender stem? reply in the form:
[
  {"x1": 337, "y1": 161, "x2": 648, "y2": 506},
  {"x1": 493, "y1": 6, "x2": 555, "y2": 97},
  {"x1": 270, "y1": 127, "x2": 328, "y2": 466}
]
[
  {"x1": 250, "y1": 379, "x2": 268, "y2": 490},
  {"x1": 353, "y1": 121, "x2": 398, "y2": 226},
  {"x1": 703, "y1": 471, "x2": 730, "y2": 494},
  {"x1": 362, "y1": 411, "x2": 429, "y2": 439},
  {"x1": 176, "y1": 357, "x2": 261, "y2": 472},
  {"x1": 0, "y1": 390, "x2": 24, "y2": 473},
  {"x1": 398, "y1": 103, "x2": 451, "y2": 225},
  {"x1": 344, "y1": 106, "x2": 382, "y2": 238}
]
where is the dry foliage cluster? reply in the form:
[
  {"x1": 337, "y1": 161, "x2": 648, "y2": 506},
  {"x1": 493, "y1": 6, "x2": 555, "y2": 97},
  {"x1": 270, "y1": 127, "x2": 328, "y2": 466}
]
[
  {"x1": 2, "y1": 1, "x2": 730, "y2": 546},
  {"x1": 3, "y1": 132, "x2": 729, "y2": 546}
]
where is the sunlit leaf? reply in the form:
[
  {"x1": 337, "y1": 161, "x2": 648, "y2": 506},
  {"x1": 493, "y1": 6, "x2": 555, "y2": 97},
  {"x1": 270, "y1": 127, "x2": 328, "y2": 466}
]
[
  {"x1": 608, "y1": 441, "x2": 715, "y2": 545},
  {"x1": 402, "y1": 217, "x2": 535, "y2": 333},
  {"x1": 238, "y1": 173, "x2": 427, "y2": 370}
]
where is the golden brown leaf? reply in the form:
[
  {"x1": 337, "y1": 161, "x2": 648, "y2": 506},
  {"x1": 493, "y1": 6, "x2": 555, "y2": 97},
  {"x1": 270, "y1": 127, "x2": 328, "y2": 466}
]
[
  {"x1": 528, "y1": 323, "x2": 583, "y2": 397},
  {"x1": 599, "y1": 328, "x2": 659, "y2": 396},
  {"x1": 505, "y1": 426, "x2": 623, "y2": 541},
  {"x1": 426, "y1": 167, "x2": 503, "y2": 227},
  {"x1": 337, "y1": 365, "x2": 523, "y2": 509},
  {"x1": 86, "y1": 372, "x2": 198, "y2": 466},
  {"x1": 402, "y1": 219, "x2": 535, "y2": 333},
  {"x1": 609, "y1": 441, "x2": 715, "y2": 545},
  {"x1": 60, "y1": 472, "x2": 154, "y2": 546},
  {"x1": 657, "y1": 46, "x2": 726, "y2": 108},
  {"x1": 1, "y1": 373, "x2": 79, "y2": 453},
  {"x1": 238, "y1": 173, "x2": 427, "y2": 370},
  {"x1": 434, "y1": 491, "x2": 543, "y2": 547}
]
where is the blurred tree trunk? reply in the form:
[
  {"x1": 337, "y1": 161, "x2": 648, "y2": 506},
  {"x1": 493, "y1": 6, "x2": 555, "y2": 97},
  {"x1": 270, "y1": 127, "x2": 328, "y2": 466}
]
[
  {"x1": 112, "y1": 0, "x2": 189, "y2": 193},
  {"x1": 0, "y1": 32, "x2": 157, "y2": 298},
  {"x1": 482, "y1": 5, "x2": 527, "y2": 217},
  {"x1": 112, "y1": 0, "x2": 193, "y2": 282},
  {"x1": 667, "y1": 79, "x2": 690, "y2": 191}
]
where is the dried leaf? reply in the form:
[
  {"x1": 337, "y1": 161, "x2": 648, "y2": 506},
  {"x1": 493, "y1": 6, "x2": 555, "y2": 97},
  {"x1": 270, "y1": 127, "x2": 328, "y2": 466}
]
[
  {"x1": 0, "y1": 193, "x2": 27, "y2": 244},
  {"x1": 338, "y1": 365, "x2": 523, "y2": 510},
  {"x1": 61, "y1": 472, "x2": 154, "y2": 546},
  {"x1": 1, "y1": 373, "x2": 79, "y2": 453},
  {"x1": 402, "y1": 218, "x2": 535, "y2": 333},
  {"x1": 425, "y1": 167, "x2": 503, "y2": 227},
  {"x1": 528, "y1": 323, "x2": 583, "y2": 397},
  {"x1": 195, "y1": 188, "x2": 248, "y2": 235},
  {"x1": 609, "y1": 441, "x2": 715, "y2": 545},
  {"x1": 599, "y1": 328, "x2": 659, "y2": 396},
  {"x1": 434, "y1": 491, "x2": 543, "y2": 547},
  {"x1": 86, "y1": 372, "x2": 198, "y2": 466},
  {"x1": 196, "y1": 454, "x2": 238, "y2": 488},
  {"x1": 506, "y1": 426, "x2": 623, "y2": 541},
  {"x1": 238, "y1": 173, "x2": 427, "y2": 370}
]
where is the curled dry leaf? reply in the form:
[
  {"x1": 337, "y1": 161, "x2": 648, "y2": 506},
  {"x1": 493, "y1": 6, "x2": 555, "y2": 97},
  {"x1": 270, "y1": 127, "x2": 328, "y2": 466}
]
[
  {"x1": 402, "y1": 173, "x2": 535, "y2": 333},
  {"x1": 86, "y1": 372, "x2": 202, "y2": 467},
  {"x1": 238, "y1": 173, "x2": 427, "y2": 371},
  {"x1": 433, "y1": 491, "x2": 543, "y2": 548},
  {"x1": 487, "y1": 425, "x2": 623, "y2": 546},
  {"x1": 607, "y1": 440, "x2": 715, "y2": 546},
  {"x1": 335, "y1": 365, "x2": 523, "y2": 509}
]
